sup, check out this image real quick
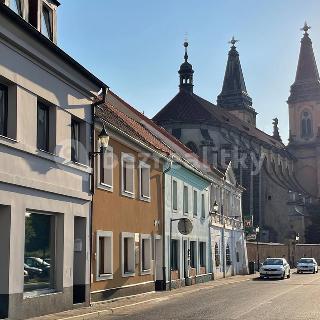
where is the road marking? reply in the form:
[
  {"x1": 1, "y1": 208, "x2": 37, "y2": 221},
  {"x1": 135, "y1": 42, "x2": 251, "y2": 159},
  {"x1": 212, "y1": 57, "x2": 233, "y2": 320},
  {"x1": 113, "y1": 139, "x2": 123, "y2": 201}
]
[{"x1": 230, "y1": 276, "x2": 320, "y2": 320}]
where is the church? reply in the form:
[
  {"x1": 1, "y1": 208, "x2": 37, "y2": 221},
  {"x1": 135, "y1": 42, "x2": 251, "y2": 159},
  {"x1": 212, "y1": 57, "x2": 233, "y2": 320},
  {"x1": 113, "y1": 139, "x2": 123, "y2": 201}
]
[{"x1": 153, "y1": 24, "x2": 320, "y2": 244}]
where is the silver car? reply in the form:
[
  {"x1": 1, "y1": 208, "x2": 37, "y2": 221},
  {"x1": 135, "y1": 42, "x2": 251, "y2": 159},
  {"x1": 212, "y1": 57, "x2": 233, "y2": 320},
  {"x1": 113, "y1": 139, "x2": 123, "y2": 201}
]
[
  {"x1": 297, "y1": 258, "x2": 318, "y2": 274},
  {"x1": 259, "y1": 258, "x2": 291, "y2": 279}
]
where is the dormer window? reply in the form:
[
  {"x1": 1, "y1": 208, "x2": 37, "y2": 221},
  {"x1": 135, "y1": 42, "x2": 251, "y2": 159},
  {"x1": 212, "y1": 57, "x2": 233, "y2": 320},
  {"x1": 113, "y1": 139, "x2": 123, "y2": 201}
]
[
  {"x1": 41, "y1": 3, "x2": 53, "y2": 40},
  {"x1": 9, "y1": 0, "x2": 23, "y2": 16}
]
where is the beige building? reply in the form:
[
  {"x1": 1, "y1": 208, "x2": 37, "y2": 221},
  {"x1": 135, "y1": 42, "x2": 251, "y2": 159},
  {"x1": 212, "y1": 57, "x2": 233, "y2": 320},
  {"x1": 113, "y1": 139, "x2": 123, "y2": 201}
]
[{"x1": 0, "y1": 1, "x2": 107, "y2": 318}]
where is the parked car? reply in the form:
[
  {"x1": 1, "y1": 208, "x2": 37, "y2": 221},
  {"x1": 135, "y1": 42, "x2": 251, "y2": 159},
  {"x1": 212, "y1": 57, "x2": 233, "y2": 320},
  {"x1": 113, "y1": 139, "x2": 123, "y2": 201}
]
[
  {"x1": 24, "y1": 269, "x2": 28, "y2": 280},
  {"x1": 259, "y1": 258, "x2": 291, "y2": 279},
  {"x1": 24, "y1": 257, "x2": 50, "y2": 277},
  {"x1": 24, "y1": 263, "x2": 43, "y2": 279},
  {"x1": 297, "y1": 258, "x2": 318, "y2": 274}
]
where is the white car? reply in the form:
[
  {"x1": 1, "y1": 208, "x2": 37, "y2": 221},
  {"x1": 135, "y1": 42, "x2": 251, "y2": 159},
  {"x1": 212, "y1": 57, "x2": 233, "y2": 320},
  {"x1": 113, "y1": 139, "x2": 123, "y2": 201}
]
[
  {"x1": 259, "y1": 258, "x2": 291, "y2": 280},
  {"x1": 297, "y1": 258, "x2": 318, "y2": 274}
]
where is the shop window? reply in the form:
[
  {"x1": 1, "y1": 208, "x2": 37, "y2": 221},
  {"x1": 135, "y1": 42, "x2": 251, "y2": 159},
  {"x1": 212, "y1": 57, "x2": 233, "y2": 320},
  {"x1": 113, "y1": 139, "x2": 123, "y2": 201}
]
[
  {"x1": 24, "y1": 212, "x2": 55, "y2": 294},
  {"x1": 121, "y1": 153, "x2": 135, "y2": 197},
  {"x1": 215, "y1": 243, "x2": 220, "y2": 267},
  {"x1": 172, "y1": 180, "x2": 178, "y2": 211},
  {"x1": 190, "y1": 241, "x2": 197, "y2": 268},
  {"x1": 171, "y1": 239, "x2": 179, "y2": 271},
  {"x1": 199, "y1": 242, "x2": 206, "y2": 267},
  {"x1": 0, "y1": 84, "x2": 8, "y2": 137},
  {"x1": 183, "y1": 185, "x2": 188, "y2": 213},
  {"x1": 139, "y1": 162, "x2": 150, "y2": 200},
  {"x1": 122, "y1": 233, "x2": 135, "y2": 276},
  {"x1": 193, "y1": 190, "x2": 198, "y2": 216},
  {"x1": 226, "y1": 244, "x2": 232, "y2": 266},
  {"x1": 140, "y1": 235, "x2": 151, "y2": 273},
  {"x1": 41, "y1": 3, "x2": 53, "y2": 40},
  {"x1": 99, "y1": 146, "x2": 113, "y2": 190},
  {"x1": 96, "y1": 231, "x2": 113, "y2": 280}
]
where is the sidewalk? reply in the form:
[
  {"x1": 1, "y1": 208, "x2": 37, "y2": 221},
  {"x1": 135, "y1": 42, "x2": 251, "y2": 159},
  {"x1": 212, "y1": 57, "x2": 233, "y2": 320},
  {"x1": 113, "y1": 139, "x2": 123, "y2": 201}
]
[{"x1": 30, "y1": 274, "x2": 257, "y2": 320}]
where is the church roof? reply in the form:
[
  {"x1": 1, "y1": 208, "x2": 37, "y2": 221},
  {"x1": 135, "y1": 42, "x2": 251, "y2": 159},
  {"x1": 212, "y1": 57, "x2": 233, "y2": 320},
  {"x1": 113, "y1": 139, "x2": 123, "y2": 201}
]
[
  {"x1": 288, "y1": 23, "x2": 320, "y2": 103},
  {"x1": 153, "y1": 90, "x2": 285, "y2": 150}
]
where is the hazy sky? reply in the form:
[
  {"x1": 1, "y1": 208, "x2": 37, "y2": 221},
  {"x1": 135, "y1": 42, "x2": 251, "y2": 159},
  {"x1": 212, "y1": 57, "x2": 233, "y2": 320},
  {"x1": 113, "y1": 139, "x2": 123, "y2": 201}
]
[{"x1": 58, "y1": 0, "x2": 320, "y2": 142}]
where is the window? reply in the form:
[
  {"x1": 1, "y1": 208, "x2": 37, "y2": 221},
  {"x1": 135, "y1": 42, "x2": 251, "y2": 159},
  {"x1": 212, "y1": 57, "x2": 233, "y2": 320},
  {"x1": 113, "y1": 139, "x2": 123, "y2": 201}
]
[
  {"x1": 37, "y1": 102, "x2": 50, "y2": 151},
  {"x1": 171, "y1": 239, "x2": 179, "y2": 271},
  {"x1": 301, "y1": 110, "x2": 313, "y2": 138},
  {"x1": 9, "y1": 0, "x2": 22, "y2": 16},
  {"x1": 121, "y1": 153, "x2": 135, "y2": 196},
  {"x1": 172, "y1": 180, "x2": 178, "y2": 211},
  {"x1": 183, "y1": 186, "x2": 188, "y2": 213},
  {"x1": 193, "y1": 190, "x2": 198, "y2": 216},
  {"x1": 199, "y1": 242, "x2": 206, "y2": 267},
  {"x1": 24, "y1": 212, "x2": 55, "y2": 294},
  {"x1": 0, "y1": 84, "x2": 8, "y2": 137},
  {"x1": 226, "y1": 244, "x2": 232, "y2": 266},
  {"x1": 139, "y1": 162, "x2": 150, "y2": 200},
  {"x1": 96, "y1": 231, "x2": 113, "y2": 280},
  {"x1": 122, "y1": 233, "x2": 135, "y2": 276},
  {"x1": 215, "y1": 243, "x2": 220, "y2": 267},
  {"x1": 71, "y1": 118, "x2": 81, "y2": 162},
  {"x1": 100, "y1": 146, "x2": 113, "y2": 189},
  {"x1": 140, "y1": 235, "x2": 151, "y2": 273},
  {"x1": 190, "y1": 241, "x2": 197, "y2": 268},
  {"x1": 201, "y1": 194, "x2": 205, "y2": 219},
  {"x1": 41, "y1": 4, "x2": 53, "y2": 40},
  {"x1": 186, "y1": 141, "x2": 198, "y2": 154}
]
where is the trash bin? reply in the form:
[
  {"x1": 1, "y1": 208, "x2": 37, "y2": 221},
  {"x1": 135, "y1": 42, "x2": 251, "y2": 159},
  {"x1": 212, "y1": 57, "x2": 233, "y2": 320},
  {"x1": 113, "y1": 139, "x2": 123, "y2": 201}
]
[{"x1": 249, "y1": 261, "x2": 256, "y2": 274}]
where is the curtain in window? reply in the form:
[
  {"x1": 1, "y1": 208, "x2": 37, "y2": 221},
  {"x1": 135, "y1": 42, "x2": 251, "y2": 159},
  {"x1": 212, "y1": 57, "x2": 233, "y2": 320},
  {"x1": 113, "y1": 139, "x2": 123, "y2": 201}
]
[{"x1": 0, "y1": 86, "x2": 7, "y2": 136}]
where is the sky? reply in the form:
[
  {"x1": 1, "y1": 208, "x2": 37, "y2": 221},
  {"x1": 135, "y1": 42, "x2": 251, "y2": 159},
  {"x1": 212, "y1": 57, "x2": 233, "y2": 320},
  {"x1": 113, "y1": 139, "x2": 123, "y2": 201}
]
[{"x1": 58, "y1": 0, "x2": 320, "y2": 142}]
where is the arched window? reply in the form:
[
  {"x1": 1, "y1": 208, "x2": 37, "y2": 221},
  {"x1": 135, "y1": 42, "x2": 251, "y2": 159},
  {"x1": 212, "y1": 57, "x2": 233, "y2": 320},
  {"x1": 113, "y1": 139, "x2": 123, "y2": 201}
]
[
  {"x1": 215, "y1": 243, "x2": 220, "y2": 267},
  {"x1": 301, "y1": 110, "x2": 313, "y2": 138},
  {"x1": 226, "y1": 244, "x2": 232, "y2": 265},
  {"x1": 186, "y1": 141, "x2": 198, "y2": 154}
]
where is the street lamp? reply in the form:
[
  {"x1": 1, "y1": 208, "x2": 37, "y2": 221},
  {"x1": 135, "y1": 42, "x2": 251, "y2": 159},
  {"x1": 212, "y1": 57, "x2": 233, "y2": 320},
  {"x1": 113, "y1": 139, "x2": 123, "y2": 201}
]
[
  {"x1": 89, "y1": 125, "x2": 109, "y2": 158},
  {"x1": 293, "y1": 233, "x2": 300, "y2": 267},
  {"x1": 255, "y1": 226, "x2": 260, "y2": 271},
  {"x1": 212, "y1": 201, "x2": 219, "y2": 214}
]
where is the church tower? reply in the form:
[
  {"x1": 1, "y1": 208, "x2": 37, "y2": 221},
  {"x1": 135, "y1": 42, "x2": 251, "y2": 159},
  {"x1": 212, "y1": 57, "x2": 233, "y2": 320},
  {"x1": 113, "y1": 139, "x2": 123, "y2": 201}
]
[
  {"x1": 178, "y1": 41, "x2": 194, "y2": 94},
  {"x1": 217, "y1": 37, "x2": 257, "y2": 126},
  {"x1": 288, "y1": 23, "x2": 320, "y2": 197}
]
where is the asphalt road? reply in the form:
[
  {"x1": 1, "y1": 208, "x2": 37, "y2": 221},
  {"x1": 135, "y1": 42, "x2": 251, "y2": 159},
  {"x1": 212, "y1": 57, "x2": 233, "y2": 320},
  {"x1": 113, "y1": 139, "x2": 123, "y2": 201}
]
[{"x1": 102, "y1": 272, "x2": 320, "y2": 320}]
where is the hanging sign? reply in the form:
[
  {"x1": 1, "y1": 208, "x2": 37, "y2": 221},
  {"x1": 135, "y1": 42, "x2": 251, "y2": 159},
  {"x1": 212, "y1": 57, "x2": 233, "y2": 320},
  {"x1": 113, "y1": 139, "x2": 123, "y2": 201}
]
[{"x1": 178, "y1": 218, "x2": 193, "y2": 235}]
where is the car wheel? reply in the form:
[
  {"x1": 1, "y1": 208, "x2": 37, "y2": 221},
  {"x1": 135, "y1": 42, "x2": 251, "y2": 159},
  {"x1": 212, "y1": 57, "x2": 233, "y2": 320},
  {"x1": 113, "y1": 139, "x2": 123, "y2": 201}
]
[
  {"x1": 287, "y1": 271, "x2": 291, "y2": 279},
  {"x1": 313, "y1": 268, "x2": 316, "y2": 274},
  {"x1": 281, "y1": 272, "x2": 285, "y2": 280}
]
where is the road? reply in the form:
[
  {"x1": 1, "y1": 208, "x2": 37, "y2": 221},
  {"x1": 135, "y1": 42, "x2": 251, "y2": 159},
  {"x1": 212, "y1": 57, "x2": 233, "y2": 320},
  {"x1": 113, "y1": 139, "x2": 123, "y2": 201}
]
[{"x1": 102, "y1": 272, "x2": 320, "y2": 320}]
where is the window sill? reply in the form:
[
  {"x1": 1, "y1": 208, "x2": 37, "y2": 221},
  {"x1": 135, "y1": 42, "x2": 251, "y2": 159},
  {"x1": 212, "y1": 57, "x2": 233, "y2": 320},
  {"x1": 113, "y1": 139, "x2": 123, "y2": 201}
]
[
  {"x1": 71, "y1": 160, "x2": 89, "y2": 168},
  {"x1": 97, "y1": 183, "x2": 113, "y2": 192},
  {"x1": 140, "y1": 269, "x2": 152, "y2": 276},
  {"x1": 23, "y1": 288, "x2": 58, "y2": 299},
  {"x1": 96, "y1": 274, "x2": 113, "y2": 281},
  {"x1": 121, "y1": 190, "x2": 135, "y2": 199},
  {"x1": 37, "y1": 148, "x2": 57, "y2": 157},
  {"x1": 122, "y1": 272, "x2": 135, "y2": 278},
  {"x1": 140, "y1": 195, "x2": 151, "y2": 202},
  {"x1": 0, "y1": 134, "x2": 18, "y2": 144}
]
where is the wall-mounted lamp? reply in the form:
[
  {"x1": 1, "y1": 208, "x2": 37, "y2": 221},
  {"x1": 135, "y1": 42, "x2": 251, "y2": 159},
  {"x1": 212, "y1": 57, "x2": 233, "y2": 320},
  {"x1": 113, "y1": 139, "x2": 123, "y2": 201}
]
[
  {"x1": 212, "y1": 201, "x2": 219, "y2": 214},
  {"x1": 89, "y1": 126, "x2": 109, "y2": 158}
]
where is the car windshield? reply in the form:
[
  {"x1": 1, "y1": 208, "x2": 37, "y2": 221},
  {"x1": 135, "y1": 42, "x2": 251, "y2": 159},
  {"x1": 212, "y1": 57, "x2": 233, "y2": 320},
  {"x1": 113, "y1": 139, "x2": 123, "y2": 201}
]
[
  {"x1": 298, "y1": 259, "x2": 314, "y2": 264},
  {"x1": 263, "y1": 259, "x2": 283, "y2": 265}
]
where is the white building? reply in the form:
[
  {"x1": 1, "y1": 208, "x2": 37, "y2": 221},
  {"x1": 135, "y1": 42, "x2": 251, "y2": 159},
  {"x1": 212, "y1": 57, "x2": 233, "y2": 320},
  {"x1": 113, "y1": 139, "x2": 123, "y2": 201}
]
[{"x1": 0, "y1": 2, "x2": 107, "y2": 318}]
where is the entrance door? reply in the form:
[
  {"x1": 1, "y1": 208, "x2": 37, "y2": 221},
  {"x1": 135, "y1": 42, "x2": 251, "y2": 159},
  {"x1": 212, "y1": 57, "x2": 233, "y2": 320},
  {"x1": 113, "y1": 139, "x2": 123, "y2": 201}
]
[
  {"x1": 73, "y1": 217, "x2": 87, "y2": 304},
  {"x1": 155, "y1": 238, "x2": 162, "y2": 281}
]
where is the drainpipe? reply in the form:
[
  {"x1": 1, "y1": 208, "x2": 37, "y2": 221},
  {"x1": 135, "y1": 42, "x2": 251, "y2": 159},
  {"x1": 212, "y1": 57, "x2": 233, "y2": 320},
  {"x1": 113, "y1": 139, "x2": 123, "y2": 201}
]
[
  {"x1": 89, "y1": 86, "x2": 108, "y2": 306},
  {"x1": 162, "y1": 160, "x2": 172, "y2": 290}
]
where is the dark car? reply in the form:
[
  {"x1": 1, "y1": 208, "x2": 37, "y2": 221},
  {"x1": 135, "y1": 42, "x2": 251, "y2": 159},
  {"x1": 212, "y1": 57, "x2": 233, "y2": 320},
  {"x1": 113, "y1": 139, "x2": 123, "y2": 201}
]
[
  {"x1": 24, "y1": 263, "x2": 43, "y2": 279},
  {"x1": 25, "y1": 257, "x2": 50, "y2": 277}
]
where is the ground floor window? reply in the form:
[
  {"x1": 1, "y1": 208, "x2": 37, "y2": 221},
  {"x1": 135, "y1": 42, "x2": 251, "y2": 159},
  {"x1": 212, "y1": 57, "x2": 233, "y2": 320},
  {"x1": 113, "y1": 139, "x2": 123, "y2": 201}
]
[
  {"x1": 122, "y1": 233, "x2": 135, "y2": 276},
  {"x1": 226, "y1": 244, "x2": 232, "y2": 266},
  {"x1": 24, "y1": 212, "x2": 55, "y2": 293},
  {"x1": 96, "y1": 231, "x2": 113, "y2": 279},
  {"x1": 215, "y1": 243, "x2": 220, "y2": 267},
  {"x1": 190, "y1": 241, "x2": 197, "y2": 268},
  {"x1": 141, "y1": 235, "x2": 151, "y2": 273},
  {"x1": 171, "y1": 239, "x2": 179, "y2": 271},
  {"x1": 199, "y1": 242, "x2": 206, "y2": 267}
]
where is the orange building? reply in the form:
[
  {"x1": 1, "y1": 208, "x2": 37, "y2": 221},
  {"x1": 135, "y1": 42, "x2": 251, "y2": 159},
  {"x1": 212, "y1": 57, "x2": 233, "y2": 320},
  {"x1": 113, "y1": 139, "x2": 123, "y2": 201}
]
[{"x1": 91, "y1": 100, "x2": 172, "y2": 301}]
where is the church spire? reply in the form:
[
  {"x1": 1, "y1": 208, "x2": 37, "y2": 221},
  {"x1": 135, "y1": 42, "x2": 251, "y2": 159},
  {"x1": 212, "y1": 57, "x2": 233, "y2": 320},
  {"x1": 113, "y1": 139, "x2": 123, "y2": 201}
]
[
  {"x1": 217, "y1": 37, "x2": 257, "y2": 125},
  {"x1": 178, "y1": 41, "x2": 194, "y2": 94},
  {"x1": 288, "y1": 22, "x2": 320, "y2": 103}
]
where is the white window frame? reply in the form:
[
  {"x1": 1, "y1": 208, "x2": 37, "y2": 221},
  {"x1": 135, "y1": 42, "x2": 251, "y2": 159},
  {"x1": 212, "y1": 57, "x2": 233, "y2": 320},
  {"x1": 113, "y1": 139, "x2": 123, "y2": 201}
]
[
  {"x1": 172, "y1": 179, "x2": 178, "y2": 212},
  {"x1": 139, "y1": 161, "x2": 151, "y2": 201},
  {"x1": 121, "y1": 232, "x2": 135, "y2": 277},
  {"x1": 140, "y1": 234, "x2": 152, "y2": 275},
  {"x1": 121, "y1": 153, "x2": 135, "y2": 198},
  {"x1": 98, "y1": 145, "x2": 113, "y2": 192},
  {"x1": 96, "y1": 231, "x2": 113, "y2": 281}
]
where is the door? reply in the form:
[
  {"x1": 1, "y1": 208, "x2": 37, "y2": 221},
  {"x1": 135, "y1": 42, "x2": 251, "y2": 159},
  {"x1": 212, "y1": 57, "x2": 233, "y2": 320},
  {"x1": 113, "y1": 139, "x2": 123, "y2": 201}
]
[{"x1": 183, "y1": 240, "x2": 189, "y2": 279}]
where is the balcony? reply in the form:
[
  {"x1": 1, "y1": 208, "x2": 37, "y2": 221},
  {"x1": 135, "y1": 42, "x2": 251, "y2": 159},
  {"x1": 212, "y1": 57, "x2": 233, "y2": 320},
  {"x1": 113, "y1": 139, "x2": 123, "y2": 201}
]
[{"x1": 209, "y1": 211, "x2": 243, "y2": 230}]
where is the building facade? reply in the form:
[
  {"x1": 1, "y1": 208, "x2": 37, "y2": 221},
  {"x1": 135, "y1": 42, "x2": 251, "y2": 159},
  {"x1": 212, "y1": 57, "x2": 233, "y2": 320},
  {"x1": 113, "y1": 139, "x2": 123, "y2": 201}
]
[{"x1": 0, "y1": 2, "x2": 107, "y2": 319}]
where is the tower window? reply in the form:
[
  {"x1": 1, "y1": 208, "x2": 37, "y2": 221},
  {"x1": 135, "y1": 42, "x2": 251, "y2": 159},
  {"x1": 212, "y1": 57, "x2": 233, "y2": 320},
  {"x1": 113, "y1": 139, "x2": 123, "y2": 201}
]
[
  {"x1": 301, "y1": 110, "x2": 313, "y2": 138},
  {"x1": 41, "y1": 3, "x2": 53, "y2": 40},
  {"x1": 9, "y1": 0, "x2": 23, "y2": 16}
]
